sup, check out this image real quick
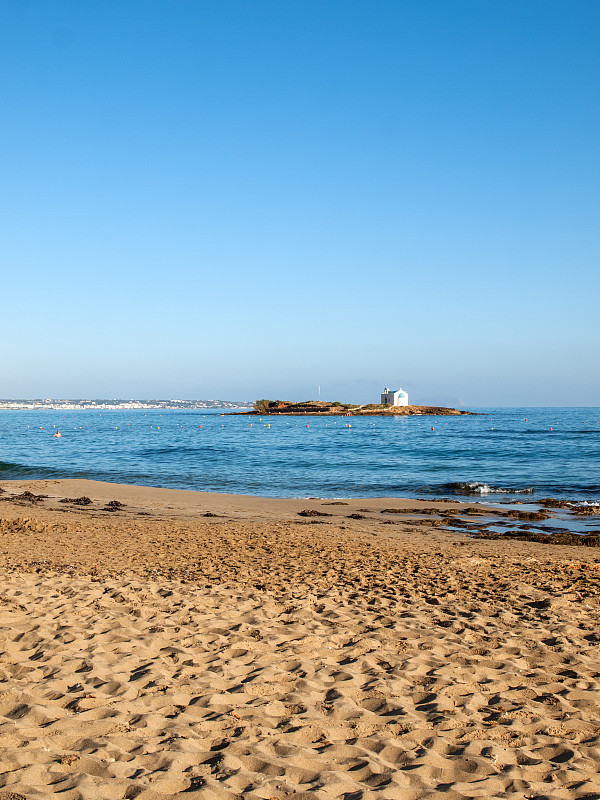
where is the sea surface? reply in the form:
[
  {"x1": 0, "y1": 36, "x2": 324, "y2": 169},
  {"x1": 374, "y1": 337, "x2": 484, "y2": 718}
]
[{"x1": 0, "y1": 407, "x2": 598, "y2": 502}]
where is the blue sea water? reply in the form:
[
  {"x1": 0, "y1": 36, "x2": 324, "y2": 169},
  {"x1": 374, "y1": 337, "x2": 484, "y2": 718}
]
[{"x1": 0, "y1": 408, "x2": 598, "y2": 501}]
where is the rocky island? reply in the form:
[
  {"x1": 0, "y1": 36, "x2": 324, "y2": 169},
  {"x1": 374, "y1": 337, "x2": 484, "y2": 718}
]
[{"x1": 245, "y1": 399, "x2": 472, "y2": 416}]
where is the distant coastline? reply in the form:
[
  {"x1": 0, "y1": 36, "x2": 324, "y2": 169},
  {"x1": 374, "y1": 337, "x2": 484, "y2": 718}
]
[
  {"x1": 0, "y1": 399, "x2": 253, "y2": 411},
  {"x1": 243, "y1": 400, "x2": 472, "y2": 416}
]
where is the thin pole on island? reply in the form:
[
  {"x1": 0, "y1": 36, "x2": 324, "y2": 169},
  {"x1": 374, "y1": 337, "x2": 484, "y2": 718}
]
[{"x1": 318, "y1": 386, "x2": 320, "y2": 401}]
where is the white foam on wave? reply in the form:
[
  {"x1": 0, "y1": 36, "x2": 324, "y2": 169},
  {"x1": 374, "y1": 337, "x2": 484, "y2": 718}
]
[{"x1": 452, "y1": 482, "x2": 534, "y2": 495}]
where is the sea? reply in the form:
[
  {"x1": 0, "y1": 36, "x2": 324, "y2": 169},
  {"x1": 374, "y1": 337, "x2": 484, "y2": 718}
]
[{"x1": 0, "y1": 407, "x2": 598, "y2": 502}]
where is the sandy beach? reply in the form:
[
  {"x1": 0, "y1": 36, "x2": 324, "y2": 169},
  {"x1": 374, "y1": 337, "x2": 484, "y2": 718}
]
[{"x1": 0, "y1": 479, "x2": 599, "y2": 799}]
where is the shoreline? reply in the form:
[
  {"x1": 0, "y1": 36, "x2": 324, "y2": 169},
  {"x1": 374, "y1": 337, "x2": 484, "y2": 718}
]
[
  {"x1": 0, "y1": 477, "x2": 494, "y2": 532},
  {"x1": 1, "y1": 477, "x2": 599, "y2": 538}
]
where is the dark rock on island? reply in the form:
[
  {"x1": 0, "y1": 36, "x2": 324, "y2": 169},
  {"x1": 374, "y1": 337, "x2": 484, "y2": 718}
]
[{"x1": 242, "y1": 400, "x2": 472, "y2": 416}]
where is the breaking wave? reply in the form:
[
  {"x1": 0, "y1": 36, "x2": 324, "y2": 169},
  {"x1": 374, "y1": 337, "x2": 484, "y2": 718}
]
[{"x1": 435, "y1": 482, "x2": 535, "y2": 496}]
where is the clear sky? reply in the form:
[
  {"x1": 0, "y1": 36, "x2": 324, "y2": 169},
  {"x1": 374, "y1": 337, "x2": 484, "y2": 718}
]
[{"x1": 1, "y1": 1, "x2": 598, "y2": 406}]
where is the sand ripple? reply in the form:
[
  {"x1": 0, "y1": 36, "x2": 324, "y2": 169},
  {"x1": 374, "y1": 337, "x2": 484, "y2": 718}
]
[{"x1": 1, "y1": 569, "x2": 600, "y2": 799}]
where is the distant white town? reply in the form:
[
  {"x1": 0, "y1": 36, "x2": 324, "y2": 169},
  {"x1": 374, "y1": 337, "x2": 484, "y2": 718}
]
[{"x1": 0, "y1": 399, "x2": 253, "y2": 411}]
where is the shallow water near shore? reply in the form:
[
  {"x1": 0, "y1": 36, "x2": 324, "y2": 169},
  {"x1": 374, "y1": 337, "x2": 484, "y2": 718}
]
[{"x1": 0, "y1": 406, "x2": 598, "y2": 501}]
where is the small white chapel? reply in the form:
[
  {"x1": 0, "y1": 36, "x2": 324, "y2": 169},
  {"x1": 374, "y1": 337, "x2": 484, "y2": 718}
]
[{"x1": 380, "y1": 387, "x2": 409, "y2": 406}]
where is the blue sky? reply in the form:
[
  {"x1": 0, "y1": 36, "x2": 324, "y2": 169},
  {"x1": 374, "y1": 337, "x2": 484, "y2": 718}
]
[{"x1": 1, "y1": 1, "x2": 598, "y2": 406}]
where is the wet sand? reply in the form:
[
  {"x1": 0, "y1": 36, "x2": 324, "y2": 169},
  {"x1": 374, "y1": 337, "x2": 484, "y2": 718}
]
[{"x1": 0, "y1": 479, "x2": 599, "y2": 799}]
